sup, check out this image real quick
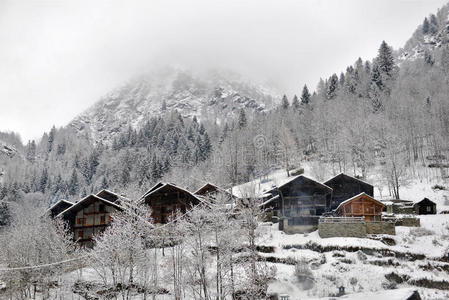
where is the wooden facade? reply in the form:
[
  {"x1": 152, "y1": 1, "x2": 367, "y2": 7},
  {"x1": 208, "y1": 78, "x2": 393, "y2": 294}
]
[
  {"x1": 335, "y1": 193, "x2": 385, "y2": 221},
  {"x1": 142, "y1": 182, "x2": 202, "y2": 224},
  {"x1": 414, "y1": 198, "x2": 437, "y2": 215},
  {"x1": 58, "y1": 194, "x2": 123, "y2": 247},
  {"x1": 324, "y1": 173, "x2": 374, "y2": 210},
  {"x1": 47, "y1": 199, "x2": 73, "y2": 218},
  {"x1": 263, "y1": 175, "x2": 333, "y2": 232}
]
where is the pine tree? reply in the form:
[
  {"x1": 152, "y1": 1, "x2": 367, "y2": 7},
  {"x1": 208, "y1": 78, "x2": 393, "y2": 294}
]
[
  {"x1": 39, "y1": 168, "x2": 48, "y2": 193},
  {"x1": 47, "y1": 126, "x2": 56, "y2": 153},
  {"x1": 422, "y1": 17, "x2": 430, "y2": 34},
  {"x1": 300, "y1": 85, "x2": 311, "y2": 105},
  {"x1": 26, "y1": 140, "x2": 36, "y2": 163},
  {"x1": 281, "y1": 95, "x2": 289, "y2": 109},
  {"x1": 429, "y1": 14, "x2": 438, "y2": 34},
  {"x1": 326, "y1": 74, "x2": 339, "y2": 100},
  {"x1": 376, "y1": 41, "x2": 396, "y2": 78},
  {"x1": 291, "y1": 95, "x2": 300, "y2": 110},
  {"x1": 201, "y1": 132, "x2": 212, "y2": 159},
  {"x1": 161, "y1": 100, "x2": 167, "y2": 111},
  {"x1": 68, "y1": 169, "x2": 79, "y2": 196},
  {"x1": 238, "y1": 109, "x2": 247, "y2": 129}
]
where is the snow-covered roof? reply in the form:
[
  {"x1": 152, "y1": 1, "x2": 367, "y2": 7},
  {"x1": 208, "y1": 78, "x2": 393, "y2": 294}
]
[
  {"x1": 46, "y1": 199, "x2": 74, "y2": 213},
  {"x1": 56, "y1": 194, "x2": 123, "y2": 218},
  {"x1": 335, "y1": 192, "x2": 385, "y2": 211},
  {"x1": 142, "y1": 182, "x2": 206, "y2": 205},
  {"x1": 229, "y1": 169, "x2": 332, "y2": 199},
  {"x1": 260, "y1": 195, "x2": 279, "y2": 207},
  {"x1": 324, "y1": 172, "x2": 373, "y2": 187}
]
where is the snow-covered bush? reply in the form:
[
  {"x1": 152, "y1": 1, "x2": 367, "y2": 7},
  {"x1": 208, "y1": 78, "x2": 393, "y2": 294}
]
[{"x1": 410, "y1": 227, "x2": 435, "y2": 237}]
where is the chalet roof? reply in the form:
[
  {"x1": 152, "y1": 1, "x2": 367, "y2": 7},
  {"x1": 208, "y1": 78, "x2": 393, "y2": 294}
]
[
  {"x1": 277, "y1": 175, "x2": 333, "y2": 192},
  {"x1": 142, "y1": 182, "x2": 205, "y2": 204},
  {"x1": 46, "y1": 199, "x2": 74, "y2": 213},
  {"x1": 324, "y1": 172, "x2": 373, "y2": 187},
  {"x1": 336, "y1": 192, "x2": 385, "y2": 211},
  {"x1": 56, "y1": 194, "x2": 123, "y2": 218},
  {"x1": 230, "y1": 172, "x2": 332, "y2": 199},
  {"x1": 194, "y1": 182, "x2": 235, "y2": 198},
  {"x1": 414, "y1": 197, "x2": 436, "y2": 205},
  {"x1": 96, "y1": 189, "x2": 126, "y2": 202}
]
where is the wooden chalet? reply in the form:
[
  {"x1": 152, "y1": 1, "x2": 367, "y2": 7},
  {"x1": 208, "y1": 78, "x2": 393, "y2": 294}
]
[
  {"x1": 57, "y1": 194, "x2": 123, "y2": 247},
  {"x1": 414, "y1": 198, "x2": 437, "y2": 215},
  {"x1": 46, "y1": 199, "x2": 73, "y2": 218},
  {"x1": 142, "y1": 182, "x2": 203, "y2": 224},
  {"x1": 324, "y1": 173, "x2": 374, "y2": 210},
  {"x1": 194, "y1": 182, "x2": 236, "y2": 202},
  {"x1": 260, "y1": 175, "x2": 333, "y2": 233},
  {"x1": 335, "y1": 192, "x2": 385, "y2": 221}
]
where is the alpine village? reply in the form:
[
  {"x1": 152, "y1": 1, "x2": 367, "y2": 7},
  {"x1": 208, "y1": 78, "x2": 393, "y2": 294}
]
[{"x1": 1, "y1": 2, "x2": 449, "y2": 300}]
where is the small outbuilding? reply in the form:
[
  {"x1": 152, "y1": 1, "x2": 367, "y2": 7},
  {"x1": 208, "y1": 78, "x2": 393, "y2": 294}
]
[
  {"x1": 414, "y1": 198, "x2": 437, "y2": 215},
  {"x1": 335, "y1": 192, "x2": 385, "y2": 221}
]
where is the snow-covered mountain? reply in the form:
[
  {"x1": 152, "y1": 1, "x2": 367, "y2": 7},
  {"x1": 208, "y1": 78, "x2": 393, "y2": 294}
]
[
  {"x1": 70, "y1": 67, "x2": 279, "y2": 143},
  {"x1": 397, "y1": 3, "x2": 449, "y2": 63}
]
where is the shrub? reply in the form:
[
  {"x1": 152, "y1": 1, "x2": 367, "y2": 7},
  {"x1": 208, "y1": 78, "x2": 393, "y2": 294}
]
[{"x1": 410, "y1": 227, "x2": 435, "y2": 237}]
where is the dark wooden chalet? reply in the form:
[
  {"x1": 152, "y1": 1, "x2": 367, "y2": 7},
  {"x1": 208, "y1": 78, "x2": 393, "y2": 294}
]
[
  {"x1": 335, "y1": 192, "x2": 385, "y2": 221},
  {"x1": 142, "y1": 182, "x2": 203, "y2": 224},
  {"x1": 194, "y1": 182, "x2": 236, "y2": 203},
  {"x1": 324, "y1": 173, "x2": 374, "y2": 210},
  {"x1": 46, "y1": 199, "x2": 73, "y2": 218},
  {"x1": 414, "y1": 198, "x2": 437, "y2": 215},
  {"x1": 260, "y1": 175, "x2": 333, "y2": 233},
  {"x1": 57, "y1": 194, "x2": 123, "y2": 247}
]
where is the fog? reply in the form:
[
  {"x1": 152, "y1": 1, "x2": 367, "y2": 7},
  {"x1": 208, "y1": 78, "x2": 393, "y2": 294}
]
[{"x1": 0, "y1": 0, "x2": 447, "y2": 142}]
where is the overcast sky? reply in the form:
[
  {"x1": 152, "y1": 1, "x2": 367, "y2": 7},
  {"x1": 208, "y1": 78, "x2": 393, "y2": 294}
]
[{"x1": 0, "y1": 0, "x2": 447, "y2": 142}]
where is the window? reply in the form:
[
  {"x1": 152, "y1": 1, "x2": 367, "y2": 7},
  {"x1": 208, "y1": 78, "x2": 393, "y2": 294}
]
[
  {"x1": 78, "y1": 231, "x2": 83, "y2": 239},
  {"x1": 77, "y1": 218, "x2": 86, "y2": 225},
  {"x1": 99, "y1": 204, "x2": 105, "y2": 212},
  {"x1": 100, "y1": 216, "x2": 105, "y2": 224},
  {"x1": 426, "y1": 206, "x2": 431, "y2": 212}
]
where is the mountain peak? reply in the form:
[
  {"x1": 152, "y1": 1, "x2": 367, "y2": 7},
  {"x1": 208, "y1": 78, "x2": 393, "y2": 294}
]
[{"x1": 70, "y1": 67, "x2": 279, "y2": 143}]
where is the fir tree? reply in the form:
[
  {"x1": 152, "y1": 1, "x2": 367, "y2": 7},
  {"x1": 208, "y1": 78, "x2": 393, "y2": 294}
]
[
  {"x1": 39, "y1": 168, "x2": 48, "y2": 193},
  {"x1": 238, "y1": 109, "x2": 247, "y2": 129},
  {"x1": 300, "y1": 85, "x2": 311, "y2": 105},
  {"x1": 326, "y1": 74, "x2": 339, "y2": 100},
  {"x1": 47, "y1": 126, "x2": 56, "y2": 153},
  {"x1": 26, "y1": 140, "x2": 36, "y2": 163},
  {"x1": 429, "y1": 14, "x2": 438, "y2": 34},
  {"x1": 422, "y1": 17, "x2": 430, "y2": 34},
  {"x1": 291, "y1": 95, "x2": 300, "y2": 110},
  {"x1": 376, "y1": 41, "x2": 395, "y2": 77},
  {"x1": 68, "y1": 169, "x2": 79, "y2": 196},
  {"x1": 281, "y1": 94, "x2": 289, "y2": 109}
]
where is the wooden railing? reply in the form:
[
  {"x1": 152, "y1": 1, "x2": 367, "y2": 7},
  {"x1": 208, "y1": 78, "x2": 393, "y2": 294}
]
[{"x1": 319, "y1": 217, "x2": 365, "y2": 223}]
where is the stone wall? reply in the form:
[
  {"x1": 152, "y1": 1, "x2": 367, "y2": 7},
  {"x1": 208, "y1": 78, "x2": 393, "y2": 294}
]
[
  {"x1": 366, "y1": 221, "x2": 396, "y2": 235},
  {"x1": 396, "y1": 217, "x2": 420, "y2": 227},
  {"x1": 318, "y1": 221, "x2": 366, "y2": 238},
  {"x1": 319, "y1": 220, "x2": 396, "y2": 238}
]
